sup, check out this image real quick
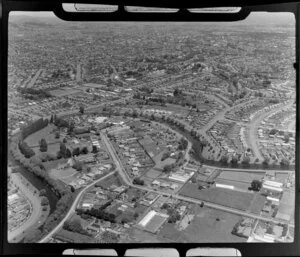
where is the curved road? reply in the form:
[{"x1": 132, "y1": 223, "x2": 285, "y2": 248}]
[
  {"x1": 246, "y1": 100, "x2": 294, "y2": 161},
  {"x1": 39, "y1": 171, "x2": 115, "y2": 243}
]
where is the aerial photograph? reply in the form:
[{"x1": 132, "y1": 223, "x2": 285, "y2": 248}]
[{"x1": 7, "y1": 10, "x2": 296, "y2": 243}]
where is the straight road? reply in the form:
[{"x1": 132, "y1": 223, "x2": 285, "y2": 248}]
[
  {"x1": 100, "y1": 131, "x2": 292, "y2": 225},
  {"x1": 39, "y1": 171, "x2": 115, "y2": 243}
]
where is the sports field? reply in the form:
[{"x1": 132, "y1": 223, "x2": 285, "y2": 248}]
[
  {"x1": 158, "y1": 207, "x2": 246, "y2": 243},
  {"x1": 179, "y1": 183, "x2": 255, "y2": 211}
]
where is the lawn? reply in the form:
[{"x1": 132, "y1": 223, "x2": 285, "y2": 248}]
[
  {"x1": 158, "y1": 207, "x2": 246, "y2": 243},
  {"x1": 25, "y1": 125, "x2": 58, "y2": 147},
  {"x1": 95, "y1": 174, "x2": 122, "y2": 189},
  {"x1": 31, "y1": 143, "x2": 60, "y2": 156},
  {"x1": 215, "y1": 179, "x2": 251, "y2": 191},
  {"x1": 179, "y1": 183, "x2": 255, "y2": 211},
  {"x1": 145, "y1": 169, "x2": 161, "y2": 179},
  {"x1": 50, "y1": 167, "x2": 78, "y2": 180},
  {"x1": 249, "y1": 194, "x2": 266, "y2": 214},
  {"x1": 217, "y1": 171, "x2": 265, "y2": 184},
  {"x1": 54, "y1": 229, "x2": 94, "y2": 243}
]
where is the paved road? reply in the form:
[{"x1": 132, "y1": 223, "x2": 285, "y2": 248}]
[
  {"x1": 39, "y1": 171, "x2": 115, "y2": 243},
  {"x1": 100, "y1": 131, "x2": 292, "y2": 225},
  {"x1": 245, "y1": 100, "x2": 294, "y2": 161}
]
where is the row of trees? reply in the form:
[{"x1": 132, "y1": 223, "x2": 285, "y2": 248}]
[
  {"x1": 77, "y1": 208, "x2": 117, "y2": 223},
  {"x1": 18, "y1": 141, "x2": 35, "y2": 158},
  {"x1": 133, "y1": 177, "x2": 145, "y2": 185},
  {"x1": 21, "y1": 118, "x2": 49, "y2": 140}
]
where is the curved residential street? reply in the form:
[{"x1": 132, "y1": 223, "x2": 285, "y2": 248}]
[{"x1": 245, "y1": 100, "x2": 294, "y2": 161}]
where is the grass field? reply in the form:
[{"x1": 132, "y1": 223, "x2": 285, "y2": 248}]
[
  {"x1": 217, "y1": 171, "x2": 265, "y2": 184},
  {"x1": 25, "y1": 125, "x2": 58, "y2": 147},
  {"x1": 144, "y1": 169, "x2": 161, "y2": 179},
  {"x1": 179, "y1": 183, "x2": 254, "y2": 211},
  {"x1": 249, "y1": 194, "x2": 266, "y2": 214},
  {"x1": 50, "y1": 167, "x2": 78, "y2": 180},
  {"x1": 158, "y1": 207, "x2": 246, "y2": 243},
  {"x1": 215, "y1": 179, "x2": 251, "y2": 191},
  {"x1": 49, "y1": 88, "x2": 81, "y2": 97},
  {"x1": 31, "y1": 143, "x2": 60, "y2": 156},
  {"x1": 95, "y1": 174, "x2": 122, "y2": 189}
]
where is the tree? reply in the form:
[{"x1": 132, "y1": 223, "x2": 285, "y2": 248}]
[
  {"x1": 242, "y1": 156, "x2": 251, "y2": 165},
  {"x1": 231, "y1": 156, "x2": 238, "y2": 166},
  {"x1": 163, "y1": 164, "x2": 173, "y2": 173},
  {"x1": 284, "y1": 135, "x2": 290, "y2": 143},
  {"x1": 280, "y1": 158, "x2": 290, "y2": 167},
  {"x1": 133, "y1": 177, "x2": 144, "y2": 185},
  {"x1": 250, "y1": 180, "x2": 262, "y2": 191},
  {"x1": 81, "y1": 146, "x2": 89, "y2": 155},
  {"x1": 220, "y1": 155, "x2": 228, "y2": 164},
  {"x1": 39, "y1": 138, "x2": 48, "y2": 152},
  {"x1": 263, "y1": 158, "x2": 269, "y2": 166},
  {"x1": 92, "y1": 145, "x2": 98, "y2": 153},
  {"x1": 41, "y1": 197, "x2": 49, "y2": 206},
  {"x1": 58, "y1": 142, "x2": 67, "y2": 158},
  {"x1": 72, "y1": 147, "x2": 80, "y2": 156},
  {"x1": 66, "y1": 148, "x2": 72, "y2": 158},
  {"x1": 39, "y1": 189, "x2": 46, "y2": 197},
  {"x1": 79, "y1": 105, "x2": 85, "y2": 114},
  {"x1": 178, "y1": 137, "x2": 188, "y2": 150}
]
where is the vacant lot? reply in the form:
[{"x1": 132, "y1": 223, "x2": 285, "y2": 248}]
[
  {"x1": 179, "y1": 183, "x2": 254, "y2": 211},
  {"x1": 158, "y1": 207, "x2": 246, "y2": 243}
]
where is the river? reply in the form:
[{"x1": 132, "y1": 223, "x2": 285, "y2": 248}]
[{"x1": 7, "y1": 144, "x2": 59, "y2": 214}]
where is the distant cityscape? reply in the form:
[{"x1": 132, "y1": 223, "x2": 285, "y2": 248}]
[{"x1": 7, "y1": 12, "x2": 295, "y2": 244}]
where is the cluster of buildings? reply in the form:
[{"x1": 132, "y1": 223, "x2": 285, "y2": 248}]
[{"x1": 8, "y1": 178, "x2": 32, "y2": 233}]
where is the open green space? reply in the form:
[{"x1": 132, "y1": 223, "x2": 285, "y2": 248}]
[
  {"x1": 249, "y1": 194, "x2": 266, "y2": 214},
  {"x1": 158, "y1": 207, "x2": 246, "y2": 242},
  {"x1": 25, "y1": 125, "x2": 59, "y2": 147},
  {"x1": 31, "y1": 143, "x2": 60, "y2": 156},
  {"x1": 50, "y1": 167, "x2": 78, "y2": 180},
  {"x1": 95, "y1": 174, "x2": 122, "y2": 189},
  {"x1": 54, "y1": 228, "x2": 94, "y2": 243},
  {"x1": 179, "y1": 183, "x2": 254, "y2": 211}
]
